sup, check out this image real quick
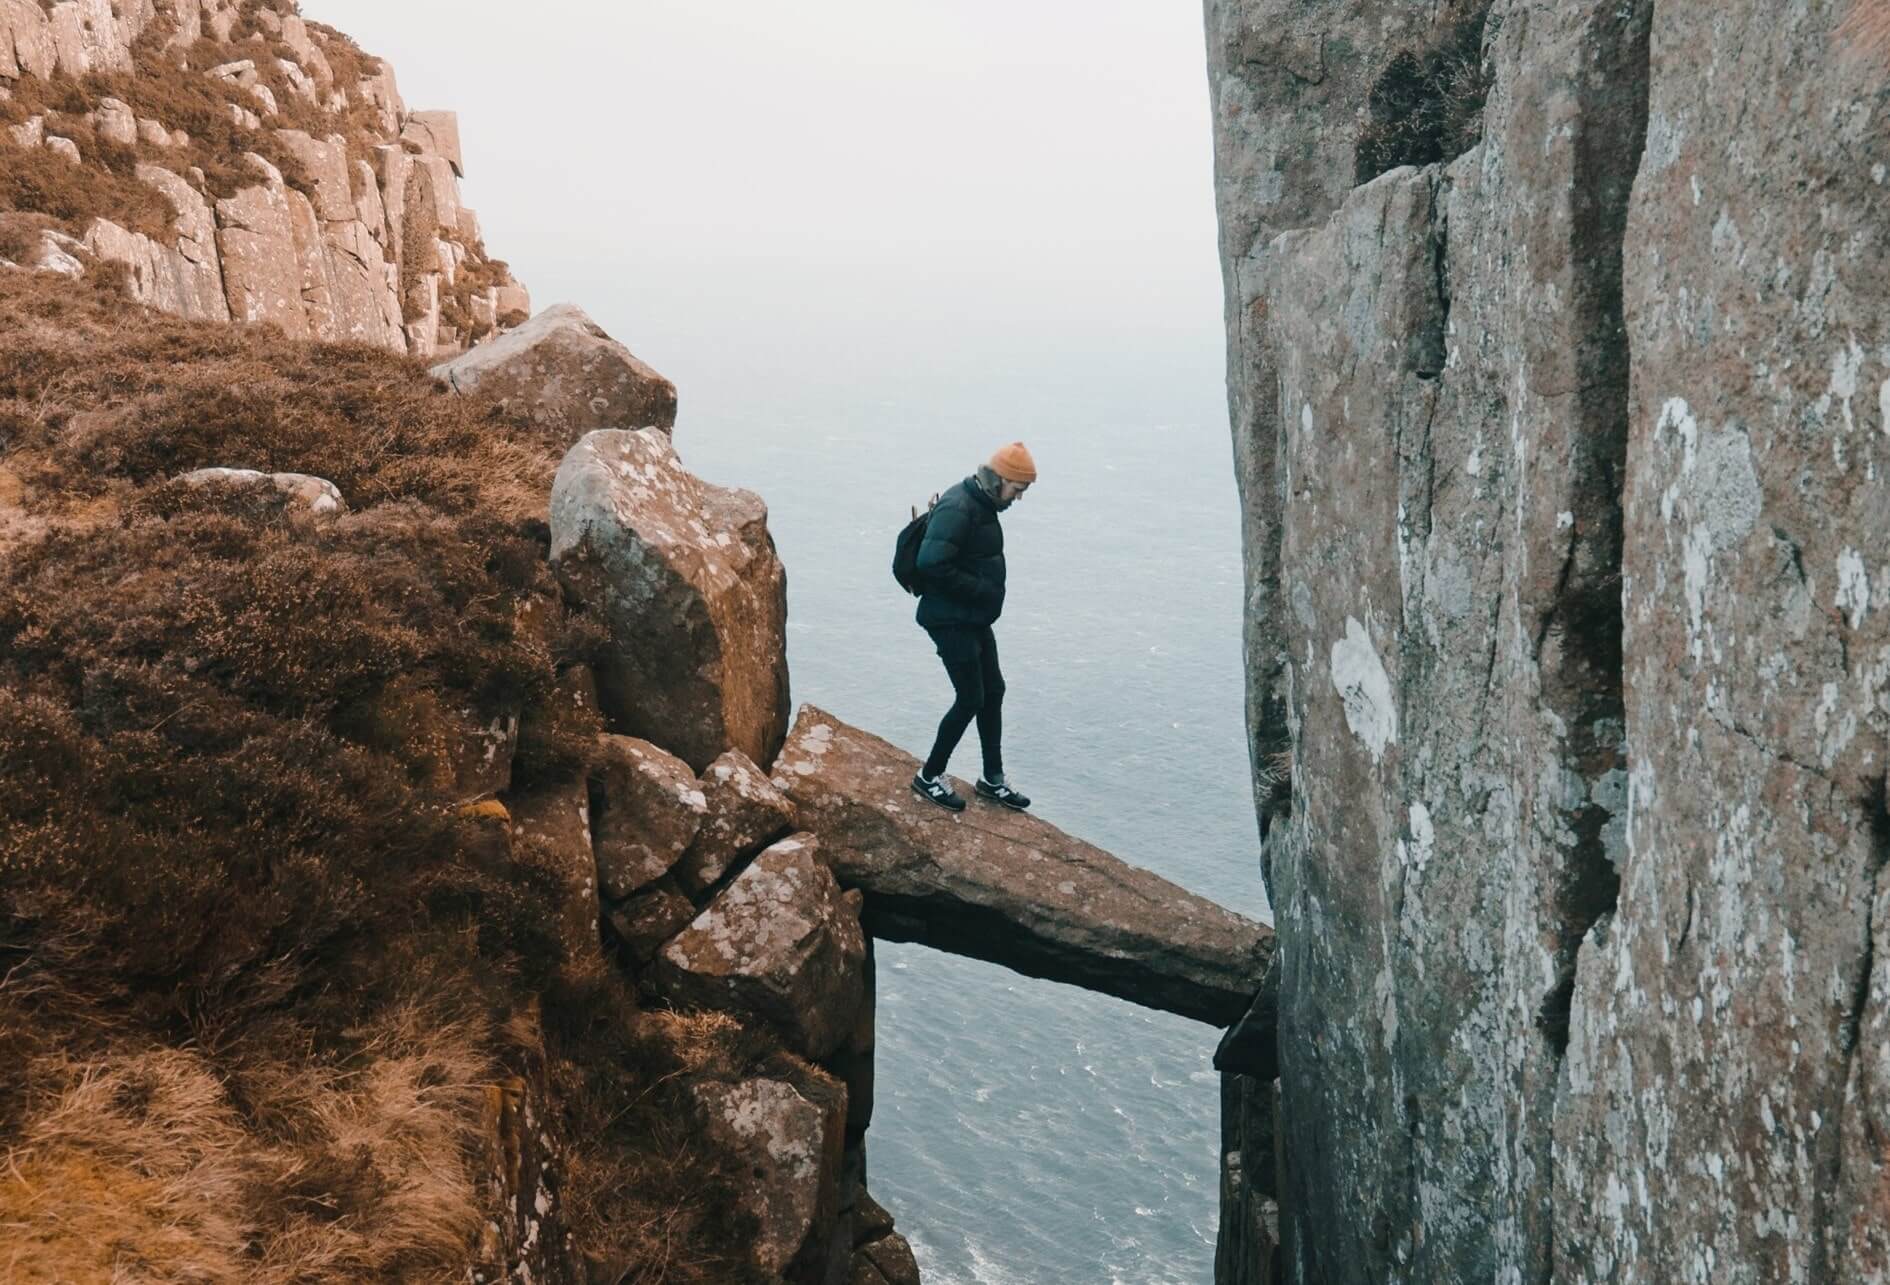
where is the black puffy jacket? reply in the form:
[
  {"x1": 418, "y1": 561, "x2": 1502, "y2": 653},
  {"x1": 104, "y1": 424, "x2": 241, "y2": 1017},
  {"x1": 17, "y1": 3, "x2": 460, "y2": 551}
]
[{"x1": 915, "y1": 477, "x2": 1005, "y2": 630}]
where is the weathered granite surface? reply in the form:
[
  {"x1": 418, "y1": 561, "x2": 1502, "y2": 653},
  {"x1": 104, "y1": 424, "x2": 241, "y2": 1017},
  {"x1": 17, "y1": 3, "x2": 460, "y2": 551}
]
[
  {"x1": 3, "y1": 1, "x2": 521, "y2": 358},
  {"x1": 1207, "y1": 1, "x2": 1890, "y2": 1282},
  {"x1": 549, "y1": 428, "x2": 791, "y2": 773},
  {"x1": 431, "y1": 304, "x2": 679, "y2": 440},
  {"x1": 772, "y1": 704, "x2": 1272, "y2": 1026}
]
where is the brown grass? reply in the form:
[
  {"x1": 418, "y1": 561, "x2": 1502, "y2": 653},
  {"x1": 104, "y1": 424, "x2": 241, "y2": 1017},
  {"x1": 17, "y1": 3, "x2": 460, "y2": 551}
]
[
  {"x1": 0, "y1": 1006, "x2": 495, "y2": 1283},
  {"x1": 0, "y1": 210, "x2": 65, "y2": 263},
  {"x1": 0, "y1": 270, "x2": 763, "y2": 1281}
]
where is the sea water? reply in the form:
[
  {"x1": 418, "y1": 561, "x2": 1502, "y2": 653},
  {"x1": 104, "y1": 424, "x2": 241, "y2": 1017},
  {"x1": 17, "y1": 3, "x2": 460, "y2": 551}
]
[{"x1": 679, "y1": 351, "x2": 1267, "y2": 1284}]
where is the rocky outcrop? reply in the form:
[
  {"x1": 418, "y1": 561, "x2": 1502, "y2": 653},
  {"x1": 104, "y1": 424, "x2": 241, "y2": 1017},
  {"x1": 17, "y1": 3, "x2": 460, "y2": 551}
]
[
  {"x1": 772, "y1": 705, "x2": 1272, "y2": 1026},
  {"x1": 653, "y1": 834, "x2": 867, "y2": 1061},
  {"x1": 1, "y1": 1, "x2": 524, "y2": 358},
  {"x1": 549, "y1": 428, "x2": 790, "y2": 773},
  {"x1": 1207, "y1": 1, "x2": 1890, "y2": 1281},
  {"x1": 431, "y1": 304, "x2": 678, "y2": 439},
  {"x1": 589, "y1": 733, "x2": 705, "y2": 900},
  {"x1": 690, "y1": 1074, "x2": 849, "y2": 1281}
]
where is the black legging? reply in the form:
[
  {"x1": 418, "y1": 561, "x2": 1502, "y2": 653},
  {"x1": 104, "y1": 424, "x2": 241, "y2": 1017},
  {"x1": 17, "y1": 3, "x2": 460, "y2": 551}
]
[{"x1": 922, "y1": 630, "x2": 1005, "y2": 781}]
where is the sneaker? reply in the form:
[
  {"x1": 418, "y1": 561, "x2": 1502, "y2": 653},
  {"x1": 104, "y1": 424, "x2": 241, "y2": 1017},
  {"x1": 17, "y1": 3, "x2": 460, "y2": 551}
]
[
  {"x1": 975, "y1": 776, "x2": 1031, "y2": 811},
  {"x1": 911, "y1": 772, "x2": 966, "y2": 812}
]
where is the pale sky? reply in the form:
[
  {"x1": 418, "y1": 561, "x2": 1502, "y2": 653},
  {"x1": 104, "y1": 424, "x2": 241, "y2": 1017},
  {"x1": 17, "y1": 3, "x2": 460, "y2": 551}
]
[{"x1": 308, "y1": 0, "x2": 1226, "y2": 406}]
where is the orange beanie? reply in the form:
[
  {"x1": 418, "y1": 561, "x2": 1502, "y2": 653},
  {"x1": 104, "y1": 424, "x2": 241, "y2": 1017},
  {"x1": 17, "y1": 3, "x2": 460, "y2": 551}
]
[{"x1": 989, "y1": 441, "x2": 1037, "y2": 484}]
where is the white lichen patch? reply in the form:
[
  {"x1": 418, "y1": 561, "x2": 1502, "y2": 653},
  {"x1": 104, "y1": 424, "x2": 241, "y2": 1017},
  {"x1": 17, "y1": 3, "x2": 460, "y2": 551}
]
[
  {"x1": 1331, "y1": 616, "x2": 1397, "y2": 762},
  {"x1": 1837, "y1": 549, "x2": 1871, "y2": 627}
]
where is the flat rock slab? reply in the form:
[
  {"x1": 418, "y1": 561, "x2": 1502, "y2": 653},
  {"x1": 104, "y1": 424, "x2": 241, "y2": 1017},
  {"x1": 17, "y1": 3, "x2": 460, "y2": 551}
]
[{"x1": 772, "y1": 705, "x2": 1272, "y2": 1026}]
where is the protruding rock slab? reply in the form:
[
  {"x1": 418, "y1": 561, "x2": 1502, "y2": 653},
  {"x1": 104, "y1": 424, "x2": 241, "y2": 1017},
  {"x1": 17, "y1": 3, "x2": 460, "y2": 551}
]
[
  {"x1": 773, "y1": 705, "x2": 1272, "y2": 1026},
  {"x1": 432, "y1": 303, "x2": 677, "y2": 440},
  {"x1": 689, "y1": 1074, "x2": 847, "y2": 1281},
  {"x1": 653, "y1": 834, "x2": 865, "y2": 1060},
  {"x1": 549, "y1": 428, "x2": 790, "y2": 773},
  {"x1": 589, "y1": 733, "x2": 705, "y2": 900},
  {"x1": 678, "y1": 748, "x2": 795, "y2": 896}
]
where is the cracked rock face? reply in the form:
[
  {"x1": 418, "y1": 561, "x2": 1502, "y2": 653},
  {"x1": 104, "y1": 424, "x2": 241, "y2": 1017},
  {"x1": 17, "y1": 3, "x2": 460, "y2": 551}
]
[
  {"x1": 431, "y1": 303, "x2": 678, "y2": 442},
  {"x1": 689, "y1": 1074, "x2": 847, "y2": 1279},
  {"x1": 1208, "y1": 0, "x2": 1889, "y2": 1282},
  {"x1": 549, "y1": 428, "x2": 791, "y2": 773},
  {"x1": 677, "y1": 747, "x2": 796, "y2": 896},
  {"x1": 588, "y1": 733, "x2": 705, "y2": 901},
  {"x1": 652, "y1": 834, "x2": 866, "y2": 1060},
  {"x1": 772, "y1": 704, "x2": 1272, "y2": 1026},
  {"x1": 1554, "y1": 3, "x2": 1890, "y2": 1280}
]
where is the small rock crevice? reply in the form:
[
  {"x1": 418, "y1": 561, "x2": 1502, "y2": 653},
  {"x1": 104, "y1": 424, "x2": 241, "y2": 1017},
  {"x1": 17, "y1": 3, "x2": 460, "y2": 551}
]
[
  {"x1": 1532, "y1": 0, "x2": 1654, "y2": 1067},
  {"x1": 1814, "y1": 776, "x2": 1889, "y2": 1281}
]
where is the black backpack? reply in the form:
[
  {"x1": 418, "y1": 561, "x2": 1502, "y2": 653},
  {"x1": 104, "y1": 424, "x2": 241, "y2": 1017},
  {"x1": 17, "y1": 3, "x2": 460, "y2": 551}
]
[{"x1": 892, "y1": 502, "x2": 935, "y2": 596}]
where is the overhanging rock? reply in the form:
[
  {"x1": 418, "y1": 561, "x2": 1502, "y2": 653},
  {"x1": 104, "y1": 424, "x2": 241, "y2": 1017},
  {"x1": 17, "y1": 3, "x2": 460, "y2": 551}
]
[{"x1": 772, "y1": 705, "x2": 1272, "y2": 1027}]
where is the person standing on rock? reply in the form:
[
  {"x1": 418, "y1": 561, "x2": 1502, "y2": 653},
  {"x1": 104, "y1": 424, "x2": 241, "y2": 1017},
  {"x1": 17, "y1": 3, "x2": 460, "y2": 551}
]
[{"x1": 909, "y1": 442, "x2": 1036, "y2": 813}]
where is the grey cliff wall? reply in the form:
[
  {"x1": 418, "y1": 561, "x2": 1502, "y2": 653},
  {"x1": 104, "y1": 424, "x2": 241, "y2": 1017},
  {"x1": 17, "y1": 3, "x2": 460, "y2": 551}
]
[{"x1": 1207, "y1": 1, "x2": 1889, "y2": 1281}]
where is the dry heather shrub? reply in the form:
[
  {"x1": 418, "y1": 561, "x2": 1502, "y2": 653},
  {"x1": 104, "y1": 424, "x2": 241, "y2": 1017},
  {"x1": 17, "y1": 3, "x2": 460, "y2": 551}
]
[
  {"x1": 0, "y1": 135, "x2": 177, "y2": 241},
  {"x1": 0, "y1": 271, "x2": 754, "y2": 1281},
  {"x1": 1356, "y1": 4, "x2": 1494, "y2": 182},
  {"x1": 543, "y1": 963, "x2": 771, "y2": 1285},
  {"x1": 0, "y1": 1005, "x2": 500, "y2": 1284}
]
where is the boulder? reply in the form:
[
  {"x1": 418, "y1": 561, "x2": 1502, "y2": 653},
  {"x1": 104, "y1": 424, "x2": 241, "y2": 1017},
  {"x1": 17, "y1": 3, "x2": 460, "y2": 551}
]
[
  {"x1": 589, "y1": 734, "x2": 705, "y2": 901},
  {"x1": 179, "y1": 468, "x2": 345, "y2": 515},
  {"x1": 773, "y1": 705, "x2": 1271, "y2": 1026},
  {"x1": 432, "y1": 303, "x2": 677, "y2": 439},
  {"x1": 44, "y1": 134, "x2": 78, "y2": 163},
  {"x1": 90, "y1": 95, "x2": 134, "y2": 146},
  {"x1": 828, "y1": 937, "x2": 875, "y2": 1140},
  {"x1": 549, "y1": 428, "x2": 789, "y2": 772},
  {"x1": 8, "y1": 114, "x2": 42, "y2": 147},
  {"x1": 603, "y1": 875, "x2": 696, "y2": 964},
  {"x1": 653, "y1": 834, "x2": 865, "y2": 1060},
  {"x1": 689, "y1": 1074, "x2": 847, "y2": 1281},
  {"x1": 676, "y1": 748, "x2": 795, "y2": 896},
  {"x1": 851, "y1": 1234, "x2": 920, "y2": 1285}
]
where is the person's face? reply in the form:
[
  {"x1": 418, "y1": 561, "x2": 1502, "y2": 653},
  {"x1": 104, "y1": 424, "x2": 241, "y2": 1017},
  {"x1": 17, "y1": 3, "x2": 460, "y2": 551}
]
[{"x1": 997, "y1": 478, "x2": 1031, "y2": 507}]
